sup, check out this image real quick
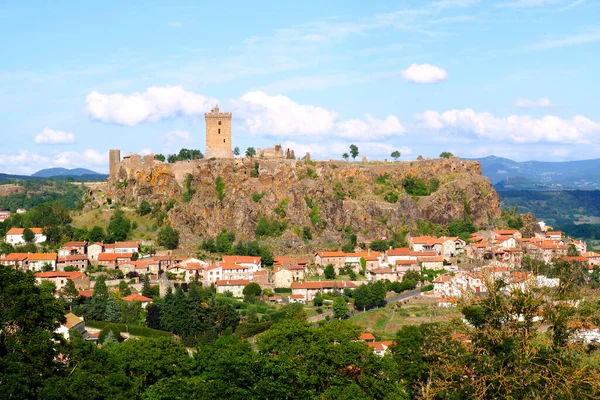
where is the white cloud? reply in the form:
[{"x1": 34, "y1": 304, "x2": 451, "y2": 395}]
[
  {"x1": 416, "y1": 108, "x2": 600, "y2": 143},
  {"x1": 514, "y1": 97, "x2": 554, "y2": 108},
  {"x1": 53, "y1": 149, "x2": 107, "y2": 167},
  {"x1": 140, "y1": 148, "x2": 153, "y2": 156},
  {"x1": 402, "y1": 63, "x2": 448, "y2": 83},
  {"x1": 85, "y1": 85, "x2": 216, "y2": 126},
  {"x1": 0, "y1": 151, "x2": 51, "y2": 174},
  {"x1": 238, "y1": 91, "x2": 405, "y2": 140},
  {"x1": 34, "y1": 127, "x2": 76, "y2": 144},
  {"x1": 164, "y1": 130, "x2": 192, "y2": 146},
  {"x1": 168, "y1": 21, "x2": 184, "y2": 28}
]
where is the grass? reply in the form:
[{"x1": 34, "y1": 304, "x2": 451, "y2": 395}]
[
  {"x1": 72, "y1": 207, "x2": 158, "y2": 241},
  {"x1": 348, "y1": 297, "x2": 460, "y2": 339},
  {"x1": 86, "y1": 320, "x2": 172, "y2": 338}
]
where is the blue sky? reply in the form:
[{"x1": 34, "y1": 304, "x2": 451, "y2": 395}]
[{"x1": 1, "y1": 0, "x2": 599, "y2": 174}]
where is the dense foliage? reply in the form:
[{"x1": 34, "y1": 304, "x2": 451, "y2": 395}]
[{"x1": 0, "y1": 180, "x2": 86, "y2": 212}]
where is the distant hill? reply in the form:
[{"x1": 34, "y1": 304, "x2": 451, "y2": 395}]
[
  {"x1": 32, "y1": 168, "x2": 102, "y2": 178},
  {"x1": 473, "y1": 156, "x2": 600, "y2": 190}
]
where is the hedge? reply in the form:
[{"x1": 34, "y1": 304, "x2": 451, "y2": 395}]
[
  {"x1": 274, "y1": 288, "x2": 292, "y2": 293},
  {"x1": 86, "y1": 321, "x2": 172, "y2": 338}
]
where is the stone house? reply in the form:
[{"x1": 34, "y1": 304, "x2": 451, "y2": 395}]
[
  {"x1": 291, "y1": 281, "x2": 357, "y2": 302},
  {"x1": 28, "y1": 253, "x2": 58, "y2": 272},
  {"x1": 6, "y1": 227, "x2": 46, "y2": 245},
  {"x1": 272, "y1": 267, "x2": 294, "y2": 288},
  {"x1": 97, "y1": 253, "x2": 133, "y2": 269},
  {"x1": 57, "y1": 255, "x2": 89, "y2": 271},
  {"x1": 215, "y1": 279, "x2": 250, "y2": 297},
  {"x1": 35, "y1": 271, "x2": 90, "y2": 291},
  {"x1": 0, "y1": 253, "x2": 30, "y2": 269}
]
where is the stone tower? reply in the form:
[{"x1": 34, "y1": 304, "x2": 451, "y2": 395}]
[
  {"x1": 109, "y1": 149, "x2": 121, "y2": 181},
  {"x1": 204, "y1": 105, "x2": 233, "y2": 159}
]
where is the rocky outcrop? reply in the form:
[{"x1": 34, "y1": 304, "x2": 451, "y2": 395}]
[{"x1": 107, "y1": 157, "x2": 502, "y2": 245}]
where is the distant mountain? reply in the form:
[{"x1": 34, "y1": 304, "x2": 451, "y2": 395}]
[
  {"x1": 472, "y1": 156, "x2": 600, "y2": 191},
  {"x1": 32, "y1": 168, "x2": 102, "y2": 178}
]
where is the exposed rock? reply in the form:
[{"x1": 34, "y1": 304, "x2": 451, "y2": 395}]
[
  {"x1": 107, "y1": 157, "x2": 501, "y2": 248},
  {"x1": 0, "y1": 184, "x2": 24, "y2": 197}
]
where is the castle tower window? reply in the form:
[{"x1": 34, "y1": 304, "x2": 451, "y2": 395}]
[
  {"x1": 218, "y1": 121, "x2": 221, "y2": 125},
  {"x1": 218, "y1": 129, "x2": 221, "y2": 134},
  {"x1": 223, "y1": 139, "x2": 226, "y2": 143}
]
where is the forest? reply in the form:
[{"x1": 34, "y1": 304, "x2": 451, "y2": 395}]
[{"x1": 4, "y1": 259, "x2": 600, "y2": 399}]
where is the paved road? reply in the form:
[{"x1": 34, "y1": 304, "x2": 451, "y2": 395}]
[{"x1": 386, "y1": 288, "x2": 421, "y2": 304}]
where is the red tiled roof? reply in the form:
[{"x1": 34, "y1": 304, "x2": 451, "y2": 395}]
[
  {"x1": 315, "y1": 251, "x2": 347, "y2": 258},
  {"x1": 98, "y1": 253, "x2": 133, "y2": 261},
  {"x1": 78, "y1": 289, "x2": 93, "y2": 298},
  {"x1": 27, "y1": 253, "x2": 58, "y2": 261},
  {"x1": 7, "y1": 227, "x2": 43, "y2": 235},
  {"x1": 386, "y1": 248, "x2": 410, "y2": 256},
  {"x1": 63, "y1": 241, "x2": 87, "y2": 247},
  {"x1": 369, "y1": 268, "x2": 394, "y2": 274},
  {"x1": 121, "y1": 294, "x2": 153, "y2": 302},
  {"x1": 395, "y1": 260, "x2": 418, "y2": 265},
  {"x1": 59, "y1": 255, "x2": 88, "y2": 262},
  {"x1": 289, "y1": 294, "x2": 305, "y2": 299},
  {"x1": 35, "y1": 271, "x2": 86, "y2": 279},
  {"x1": 0, "y1": 253, "x2": 29, "y2": 261},
  {"x1": 418, "y1": 256, "x2": 444, "y2": 263},
  {"x1": 254, "y1": 270, "x2": 268, "y2": 275},
  {"x1": 433, "y1": 275, "x2": 452, "y2": 283},
  {"x1": 223, "y1": 255, "x2": 261, "y2": 264},
  {"x1": 359, "y1": 333, "x2": 376, "y2": 341}
]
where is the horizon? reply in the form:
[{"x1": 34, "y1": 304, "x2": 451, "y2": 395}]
[{"x1": 1, "y1": 1, "x2": 599, "y2": 174}]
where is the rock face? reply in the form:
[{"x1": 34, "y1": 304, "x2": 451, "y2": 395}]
[{"x1": 107, "y1": 157, "x2": 502, "y2": 244}]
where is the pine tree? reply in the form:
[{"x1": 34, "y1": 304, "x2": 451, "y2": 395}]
[
  {"x1": 105, "y1": 296, "x2": 121, "y2": 323},
  {"x1": 146, "y1": 303, "x2": 161, "y2": 329},
  {"x1": 173, "y1": 286, "x2": 192, "y2": 336},
  {"x1": 87, "y1": 276, "x2": 109, "y2": 320},
  {"x1": 142, "y1": 274, "x2": 153, "y2": 298},
  {"x1": 160, "y1": 287, "x2": 175, "y2": 332},
  {"x1": 63, "y1": 278, "x2": 79, "y2": 310}
]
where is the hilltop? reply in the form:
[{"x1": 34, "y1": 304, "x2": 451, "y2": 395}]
[{"x1": 90, "y1": 157, "x2": 501, "y2": 250}]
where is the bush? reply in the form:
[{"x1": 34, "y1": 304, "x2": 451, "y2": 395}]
[
  {"x1": 99, "y1": 323, "x2": 122, "y2": 343},
  {"x1": 138, "y1": 200, "x2": 151, "y2": 216},
  {"x1": 384, "y1": 191, "x2": 399, "y2": 203},
  {"x1": 420, "y1": 284, "x2": 434, "y2": 292},
  {"x1": 252, "y1": 192, "x2": 265, "y2": 202},
  {"x1": 273, "y1": 288, "x2": 292, "y2": 294},
  {"x1": 255, "y1": 216, "x2": 287, "y2": 238},
  {"x1": 157, "y1": 226, "x2": 180, "y2": 250}
]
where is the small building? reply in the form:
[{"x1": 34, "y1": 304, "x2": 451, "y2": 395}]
[
  {"x1": 0, "y1": 253, "x2": 30, "y2": 269},
  {"x1": 368, "y1": 267, "x2": 398, "y2": 282},
  {"x1": 291, "y1": 281, "x2": 357, "y2": 302},
  {"x1": 272, "y1": 267, "x2": 294, "y2": 288},
  {"x1": 367, "y1": 341, "x2": 394, "y2": 356},
  {"x1": 359, "y1": 333, "x2": 376, "y2": 342},
  {"x1": 0, "y1": 210, "x2": 11, "y2": 222},
  {"x1": 87, "y1": 242, "x2": 104, "y2": 261},
  {"x1": 56, "y1": 312, "x2": 86, "y2": 340},
  {"x1": 215, "y1": 279, "x2": 250, "y2": 297},
  {"x1": 104, "y1": 241, "x2": 139, "y2": 254},
  {"x1": 121, "y1": 293, "x2": 153, "y2": 308},
  {"x1": 35, "y1": 271, "x2": 90, "y2": 291},
  {"x1": 6, "y1": 227, "x2": 46, "y2": 245},
  {"x1": 221, "y1": 262, "x2": 252, "y2": 281},
  {"x1": 222, "y1": 255, "x2": 262, "y2": 272},
  {"x1": 288, "y1": 293, "x2": 306, "y2": 304},
  {"x1": 59, "y1": 241, "x2": 88, "y2": 256},
  {"x1": 28, "y1": 253, "x2": 58, "y2": 272},
  {"x1": 57, "y1": 255, "x2": 89, "y2": 271},
  {"x1": 97, "y1": 253, "x2": 133, "y2": 269}
]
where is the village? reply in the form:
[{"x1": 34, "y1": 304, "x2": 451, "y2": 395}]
[{"x1": 3, "y1": 218, "x2": 600, "y2": 354}]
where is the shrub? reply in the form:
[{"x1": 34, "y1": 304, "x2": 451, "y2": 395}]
[
  {"x1": 420, "y1": 284, "x2": 434, "y2": 292},
  {"x1": 384, "y1": 191, "x2": 399, "y2": 203},
  {"x1": 251, "y1": 192, "x2": 265, "y2": 202}
]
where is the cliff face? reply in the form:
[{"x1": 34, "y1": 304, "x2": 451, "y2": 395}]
[{"x1": 107, "y1": 158, "x2": 501, "y2": 244}]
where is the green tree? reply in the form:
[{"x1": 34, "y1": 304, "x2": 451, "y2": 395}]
[
  {"x1": 88, "y1": 225, "x2": 105, "y2": 242},
  {"x1": 391, "y1": 150, "x2": 401, "y2": 161},
  {"x1": 87, "y1": 275, "x2": 109, "y2": 321},
  {"x1": 243, "y1": 282, "x2": 262, "y2": 302},
  {"x1": 105, "y1": 296, "x2": 121, "y2": 323},
  {"x1": 246, "y1": 147, "x2": 256, "y2": 158},
  {"x1": 439, "y1": 151, "x2": 454, "y2": 158},
  {"x1": 142, "y1": 274, "x2": 153, "y2": 298},
  {"x1": 313, "y1": 293, "x2": 324, "y2": 307},
  {"x1": 0, "y1": 266, "x2": 66, "y2": 398},
  {"x1": 233, "y1": 146, "x2": 240, "y2": 156},
  {"x1": 118, "y1": 280, "x2": 131, "y2": 297},
  {"x1": 22, "y1": 227, "x2": 35, "y2": 244},
  {"x1": 155, "y1": 154, "x2": 166, "y2": 162},
  {"x1": 99, "y1": 323, "x2": 121, "y2": 343},
  {"x1": 157, "y1": 226, "x2": 180, "y2": 250},
  {"x1": 370, "y1": 239, "x2": 389, "y2": 252},
  {"x1": 342, "y1": 153, "x2": 349, "y2": 162},
  {"x1": 146, "y1": 303, "x2": 161, "y2": 329},
  {"x1": 333, "y1": 297, "x2": 349, "y2": 319},
  {"x1": 138, "y1": 200, "x2": 152, "y2": 216},
  {"x1": 106, "y1": 209, "x2": 131, "y2": 242},
  {"x1": 120, "y1": 301, "x2": 142, "y2": 325},
  {"x1": 63, "y1": 278, "x2": 79, "y2": 309},
  {"x1": 567, "y1": 243, "x2": 579, "y2": 256},
  {"x1": 349, "y1": 144, "x2": 359, "y2": 160},
  {"x1": 215, "y1": 175, "x2": 226, "y2": 201},
  {"x1": 324, "y1": 264, "x2": 336, "y2": 280}
]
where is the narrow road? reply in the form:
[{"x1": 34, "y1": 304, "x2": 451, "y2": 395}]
[{"x1": 386, "y1": 288, "x2": 420, "y2": 304}]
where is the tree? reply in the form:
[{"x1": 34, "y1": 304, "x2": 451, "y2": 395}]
[
  {"x1": 118, "y1": 280, "x2": 131, "y2": 297},
  {"x1": 105, "y1": 296, "x2": 121, "y2": 323},
  {"x1": 246, "y1": 147, "x2": 256, "y2": 158},
  {"x1": 157, "y1": 226, "x2": 180, "y2": 250},
  {"x1": 87, "y1": 276, "x2": 109, "y2": 321},
  {"x1": 99, "y1": 323, "x2": 121, "y2": 343},
  {"x1": 106, "y1": 209, "x2": 132, "y2": 242},
  {"x1": 22, "y1": 227, "x2": 35, "y2": 244},
  {"x1": 332, "y1": 297, "x2": 349, "y2": 319},
  {"x1": 63, "y1": 278, "x2": 79, "y2": 309},
  {"x1": 0, "y1": 266, "x2": 66, "y2": 398},
  {"x1": 142, "y1": 274, "x2": 153, "y2": 298},
  {"x1": 313, "y1": 293, "x2": 324, "y2": 307},
  {"x1": 342, "y1": 153, "x2": 349, "y2": 162},
  {"x1": 155, "y1": 154, "x2": 166, "y2": 162},
  {"x1": 349, "y1": 144, "x2": 359, "y2": 160},
  {"x1": 120, "y1": 301, "x2": 141, "y2": 325},
  {"x1": 89, "y1": 225, "x2": 105, "y2": 242},
  {"x1": 146, "y1": 303, "x2": 161, "y2": 329},
  {"x1": 567, "y1": 243, "x2": 579, "y2": 256},
  {"x1": 324, "y1": 264, "x2": 336, "y2": 280},
  {"x1": 243, "y1": 282, "x2": 262, "y2": 302},
  {"x1": 370, "y1": 239, "x2": 389, "y2": 252},
  {"x1": 391, "y1": 150, "x2": 401, "y2": 161},
  {"x1": 439, "y1": 151, "x2": 454, "y2": 158},
  {"x1": 138, "y1": 200, "x2": 152, "y2": 216},
  {"x1": 233, "y1": 146, "x2": 240, "y2": 156}
]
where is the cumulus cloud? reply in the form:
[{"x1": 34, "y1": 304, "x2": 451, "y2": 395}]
[
  {"x1": 402, "y1": 63, "x2": 448, "y2": 84},
  {"x1": 34, "y1": 127, "x2": 76, "y2": 144},
  {"x1": 514, "y1": 97, "x2": 553, "y2": 108},
  {"x1": 239, "y1": 91, "x2": 405, "y2": 140},
  {"x1": 416, "y1": 108, "x2": 600, "y2": 143},
  {"x1": 85, "y1": 85, "x2": 216, "y2": 126},
  {"x1": 53, "y1": 149, "x2": 107, "y2": 167},
  {"x1": 164, "y1": 130, "x2": 192, "y2": 146}
]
